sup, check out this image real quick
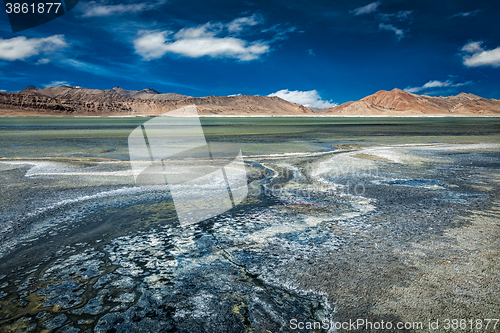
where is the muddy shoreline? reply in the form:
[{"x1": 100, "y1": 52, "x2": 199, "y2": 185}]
[{"x1": 0, "y1": 144, "x2": 499, "y2": 332}]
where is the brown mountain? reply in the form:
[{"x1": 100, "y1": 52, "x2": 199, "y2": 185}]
[
  {"x1": 17, "y1": 85, "x2": 191, "y2": 103},
  {"x1": 1, "y1": 85, "x2": 499, "y2": 116},
  {"x1": 107, "y1": 87, "x2": 191, "y2": 101},
  {"x1": 20, "y1": 85, "x2": 136, "y2": 103},
  {"x1": 325, "y1": 88, "x2": 500, "y2": 116},
  {"x1": 20, "y1": 84, "x2": 39, "y2": 92},
  {"x1": 0, "y1": 85, "x2": 309, "y2": 116},
  {"x1": 108, "y1": 87, "x2": 161, "y2": 98}
]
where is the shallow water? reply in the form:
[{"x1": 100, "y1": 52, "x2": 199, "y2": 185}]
[
  {"x1": 1, "y1": 117, "x2": 499, "y2": 159},
  {"x1": 0, "y1": 117, "x2": 499, "y2": 332}
]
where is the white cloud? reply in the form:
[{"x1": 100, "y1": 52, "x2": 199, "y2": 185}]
[
  {"x1": 134, "y1": 31, "x2": 171, "y2": 60},
  {"x1": 165, "y1": 38, "x2": 268, "y2": 61},
  {"x1": 404, "y1": 79, "x2": 472, "y2": 93},
  {"x1": 80, "y1": 1, "x2": 162, "y2": 17},
  {"x1": 0, "y1": 35, "x2": 67, "y2": 61},
  {"x1": 379, "y1": 10, "x2": 413, "y2": 22},
  {"x1": 461, "y1": 41, "x2": 483, "y2": 53},
  {"x1": 379, "y1": 23, "x2": 404, "y2": 40},
  {"x1": 133, "y1": 16, "x2": 289, "y2": 61},
  {"x1": 36, "y1": 58, "x2": 51, "y2": 65},
  {"x1": 351, "y1": 3, "x2": 411, "y2": 40},
  {"x1": 461, "y1": 41, "x2": 500, "y2": 68},
  {"x1": 174, "y1": 23, "x2": 221, "y2": 39},
  {"x1": 58, "y1": 58, "x2": 117, "y2": 78},
  {"x1": 134, "y1": 30, "x2": 269, "y2": 61},
  {"x1": 352, "y1": 1, "x2": 380, "y2": 16},
  {"x1": 268, "y1": 89, "x2": 337, "y2": 108},
  {"x1": 262, "y1": 24, "x2": 297, "y2": 41},
  {"x1": 450, "y1": 9, "x2": 482, "y2": 19},
  {"x1": 43, "y1": 80, "x2": 71, "y2": 88},
  {"x1": 227, "y1": 14, "x2": 262, "y2": 33}
]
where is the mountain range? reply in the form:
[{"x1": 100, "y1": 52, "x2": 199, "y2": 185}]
[
  {"x1": 1, "y1": 85, "x2": 499, "y2": 116},
  {"x1": 326, "y1": 88, "x2": 500, "y2": 116}
]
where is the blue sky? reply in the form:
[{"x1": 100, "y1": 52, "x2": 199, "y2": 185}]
[{"x1": 1, "y1": 0, "x2": 499, "y2": 107}]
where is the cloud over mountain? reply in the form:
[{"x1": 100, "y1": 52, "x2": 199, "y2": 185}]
[
  {"x1": 404, "y1": 79, "x2": 472, "y2": 93},
  {"x1": 268, "y1": 89, "x2": 337, "y2": 108}
]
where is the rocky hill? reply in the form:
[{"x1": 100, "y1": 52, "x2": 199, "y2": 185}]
[
  {"x1": 325, "y1": 88, "x2": 500, "y2": 116},
  {"x1": 107, "y1": 87, "x2": 190, "y2": 101},
  {"x1": 19, "y1": 85, "x2": 136, "y2": 103}
]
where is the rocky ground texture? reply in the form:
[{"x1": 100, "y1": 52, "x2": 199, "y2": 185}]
[{"x1": 0, "y1": 144, "x2": 499, "y2": 332}]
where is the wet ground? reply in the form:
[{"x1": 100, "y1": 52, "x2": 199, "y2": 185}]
[{"x1": 0, "y1": 118, "x2": 499, "y2": 332}]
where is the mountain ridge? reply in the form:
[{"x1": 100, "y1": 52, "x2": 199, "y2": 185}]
[
  {"x1": 325, "y1": 88, "x2": 500, "y2": 116},
  {"x1": 1, "y1": 85, "x2": 499, "y2": 116},
  {"x1": 0, "y1": 85, "x2": 308, "y2": 116}
]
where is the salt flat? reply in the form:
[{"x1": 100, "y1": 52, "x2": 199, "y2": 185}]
[{"x1": 0, "y1": 117, "x2": 499, "y2": 332}]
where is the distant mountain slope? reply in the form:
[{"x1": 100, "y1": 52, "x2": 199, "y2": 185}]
[
  {"x1": 19, "y1": 85, "x2": 193, "y2": 103},
  {"x1": 20, "y1": 85, "x2": 136, "y2": 103},
  {"x1": 108, "y1": 87, "x2": 162, "y2": 98},
  {"x1": 20, "y1": 85, "x2": 38, "y2": 92},
  {"x1": 325, "y1": 88, "x2": 500, "y2": 115},
  {"x1": 107, "y1": 87, "x2": 191, "y2": 101},
  {"x1": 180, "y1": 95, "x2": 310, "y2": 115}
]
